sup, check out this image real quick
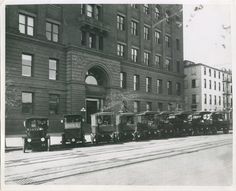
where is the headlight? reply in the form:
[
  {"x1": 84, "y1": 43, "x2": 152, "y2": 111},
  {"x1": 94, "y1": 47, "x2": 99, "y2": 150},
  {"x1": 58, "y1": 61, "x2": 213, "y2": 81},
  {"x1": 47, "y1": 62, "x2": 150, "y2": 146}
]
[
  {"x1": 154, "y1": 131, "x2": 157, "y2": 134},
  {"x1": 138, "y1": 134, "x2": 141, "y2": 138},
  {"x1": 41, "y1": 137, "x2": 45, "y2": 142},
  {"x1": 27, "y1": 138, "x2": 31, "y2": 142},
  {"x1": 124, "y1": 133, "x2": 127, "y2": 136},
  {"x1": 71, "y1": 138, "x2": 75, "y2": 142}
]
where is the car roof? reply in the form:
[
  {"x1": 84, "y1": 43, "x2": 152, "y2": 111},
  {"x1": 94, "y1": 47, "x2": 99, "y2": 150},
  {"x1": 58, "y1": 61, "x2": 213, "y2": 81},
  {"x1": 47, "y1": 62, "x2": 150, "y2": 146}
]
[
  {"x1": 25, "y1": 117, "x2": 48, "y2": 120},
  {"x1": 92, "y1": 111, "x2": 114, "y2": 116},
  {"x1": 118, "y1": 112, "x2": 135, "y2": 116},
  {"x1": 64, "y1": 114, "x2": 82, "y2": 117},
  {"x1": 137, "y1": 111, "x2": 160, "y2": 116},
  {"x1": 193, "y1": 111, "x2": 212, "y2": 115},
  {"x1": 158, "y1": 111, "x2": 174, "y2": 115}
]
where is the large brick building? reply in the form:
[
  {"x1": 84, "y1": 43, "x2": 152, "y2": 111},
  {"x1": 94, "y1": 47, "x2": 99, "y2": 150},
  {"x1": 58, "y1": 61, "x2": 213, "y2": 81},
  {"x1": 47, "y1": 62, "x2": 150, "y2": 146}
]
[{"x1": 6, "y1": 4, "x2": 184, "y2": 134}]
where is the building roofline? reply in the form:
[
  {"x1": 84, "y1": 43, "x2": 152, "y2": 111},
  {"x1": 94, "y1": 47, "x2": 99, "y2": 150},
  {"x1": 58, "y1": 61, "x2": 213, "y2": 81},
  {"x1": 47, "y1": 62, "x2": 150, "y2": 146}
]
[{"x1": 183, "y1": 60, "x2": 232, "y2": 74}]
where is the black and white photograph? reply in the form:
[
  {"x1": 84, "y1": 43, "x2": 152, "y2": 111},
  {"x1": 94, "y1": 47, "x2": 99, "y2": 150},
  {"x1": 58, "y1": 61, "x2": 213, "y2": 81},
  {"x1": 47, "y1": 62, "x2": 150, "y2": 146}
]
[{"x1": 0, "y1": 0, "x2": 235, "y2": 190}]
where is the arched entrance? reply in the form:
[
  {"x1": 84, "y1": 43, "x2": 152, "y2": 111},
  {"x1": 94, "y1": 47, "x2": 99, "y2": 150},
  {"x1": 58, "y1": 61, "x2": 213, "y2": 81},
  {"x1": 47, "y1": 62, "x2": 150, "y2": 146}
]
[{"x1": 85, "y1": 66, "x2": 110, "y2": 124}]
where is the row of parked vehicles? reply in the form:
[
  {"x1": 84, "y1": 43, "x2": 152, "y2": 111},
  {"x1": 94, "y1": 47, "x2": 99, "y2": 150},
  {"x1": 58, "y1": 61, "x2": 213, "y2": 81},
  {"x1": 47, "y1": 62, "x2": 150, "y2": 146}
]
[{"x1": 22, "y1": 110, "x2": 230, "y2": 152}]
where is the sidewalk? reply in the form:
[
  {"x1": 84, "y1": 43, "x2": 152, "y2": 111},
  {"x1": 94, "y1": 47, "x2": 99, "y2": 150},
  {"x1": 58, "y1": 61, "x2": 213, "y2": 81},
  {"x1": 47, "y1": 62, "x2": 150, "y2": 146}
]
[{"x1": 5, "y1": 133, "x2": 92, "y2": 152}]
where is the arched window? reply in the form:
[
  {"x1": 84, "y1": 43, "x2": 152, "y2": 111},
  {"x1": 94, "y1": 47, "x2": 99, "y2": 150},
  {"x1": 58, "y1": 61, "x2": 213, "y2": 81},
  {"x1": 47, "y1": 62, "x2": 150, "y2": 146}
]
[{"x1": 85, "y1": 75, "x2": 98, "y2": 85}]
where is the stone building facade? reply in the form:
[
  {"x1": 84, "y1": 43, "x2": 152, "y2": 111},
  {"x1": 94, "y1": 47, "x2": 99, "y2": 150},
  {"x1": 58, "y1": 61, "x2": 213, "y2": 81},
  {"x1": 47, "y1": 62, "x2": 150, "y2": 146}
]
[{"x1": 6, "y1": 4, "x2": 184, "y2": 134}]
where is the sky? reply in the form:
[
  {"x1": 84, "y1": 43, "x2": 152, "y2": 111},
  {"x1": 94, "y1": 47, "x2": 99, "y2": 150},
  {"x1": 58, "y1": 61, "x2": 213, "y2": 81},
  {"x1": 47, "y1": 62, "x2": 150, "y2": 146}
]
[{"x1": 183, "y1": 3, "x2": 232, "y2": 70}]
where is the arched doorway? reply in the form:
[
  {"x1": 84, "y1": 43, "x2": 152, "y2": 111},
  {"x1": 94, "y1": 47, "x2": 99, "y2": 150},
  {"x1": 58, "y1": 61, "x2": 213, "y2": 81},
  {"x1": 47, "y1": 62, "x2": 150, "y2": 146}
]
[{"x1": 85, "y1": 66, "x2": 110, "y2": 124}]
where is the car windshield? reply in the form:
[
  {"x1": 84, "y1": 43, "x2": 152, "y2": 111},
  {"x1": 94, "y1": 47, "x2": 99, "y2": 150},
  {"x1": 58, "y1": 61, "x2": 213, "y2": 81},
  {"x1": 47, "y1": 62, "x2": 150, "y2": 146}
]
[
  {"x1": 214, "y1": 114, "x2": 224, "y2": 120},
  {"x1": 65, "y1": 116, "x2": 81, "y2": 123},
  {"x1": 28, "y1": 119, "x2": 47, "y2": 129},
  {"x1": 98, "y1": 115, "x2": 112, "y2": 125}
]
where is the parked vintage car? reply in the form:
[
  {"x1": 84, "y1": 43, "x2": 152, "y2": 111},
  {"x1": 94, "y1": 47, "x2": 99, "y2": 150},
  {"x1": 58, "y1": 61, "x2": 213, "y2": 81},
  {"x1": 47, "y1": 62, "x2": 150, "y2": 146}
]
[
  {"x1": 212, "y1": 111, "x2": 230, "y2": 134},
  {"x1": 156, "y1": 111, "x2": 175, "y2": 138},
  {"x1": 135, "y1": 111, "x2": 160, "y2": 140},
  {"x1": 61, "y1": 114, "x2": 86, "y2": 146},
  {"x1": 168, "y1": 111, "x2": 194, "y2": 137},
  {"x1": 22, "y1": 117, "x2": 50, "y2": 152},
  {"x1": 191, "y1": 111, "x2": 216, "y2": 135},
  {"x1": 134, "y1": 111, "x2": 156, "y2": 141},
  {"x1": 115, "y1": 112, "x2": 136, "y2": 142},
  {"x1": 90, "y1": 112, "x2": 116, "y2": 144}
]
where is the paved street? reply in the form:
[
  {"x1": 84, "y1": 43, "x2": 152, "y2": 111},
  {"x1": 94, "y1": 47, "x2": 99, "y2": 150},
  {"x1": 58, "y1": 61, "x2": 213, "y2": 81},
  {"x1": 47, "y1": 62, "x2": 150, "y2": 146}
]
[{"x1": 5, "y1": 133, "x2": 232, "y2": 186}]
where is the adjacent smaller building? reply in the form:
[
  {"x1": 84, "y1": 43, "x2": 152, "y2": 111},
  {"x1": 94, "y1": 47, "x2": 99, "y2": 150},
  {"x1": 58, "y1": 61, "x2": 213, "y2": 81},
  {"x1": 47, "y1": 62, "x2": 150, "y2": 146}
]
[{"x1": 184, "y1": 60, "x2": 232, "y2": 117}]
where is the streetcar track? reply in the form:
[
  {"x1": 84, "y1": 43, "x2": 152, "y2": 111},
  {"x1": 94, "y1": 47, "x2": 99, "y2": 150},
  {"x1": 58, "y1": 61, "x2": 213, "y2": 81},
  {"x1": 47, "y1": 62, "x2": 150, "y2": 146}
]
[
  {"x1": 5, "y1": 138, "x2": 232, "y2": 185},
  {"x1": 5, "y1": 136, "x2": 229, "y2": 168}
]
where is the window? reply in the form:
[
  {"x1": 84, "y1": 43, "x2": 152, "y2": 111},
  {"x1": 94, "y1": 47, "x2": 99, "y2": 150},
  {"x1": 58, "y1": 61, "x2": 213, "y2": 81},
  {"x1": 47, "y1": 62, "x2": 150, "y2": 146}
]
[
  {"x1": 131, "y1": 20, "x2": 138, "y2": 35},
  {"x1": 192, "y1": 94, "x2": 196, "y2": 104},
  {"x1": 219, "y1": 82, "x2": 221, "y2": 91},
  {"x1": 192, "y1": 79, "x2": 196, "y2": 88},
  {"x1": 49, "y1": 59, "x2": 58, "y2": 80},
  {"x1": 204, "y1": 94, "x2": 207, "y2": 104},
  {"x1": 168, "y1": 103, "x2": 173, "y2": 111},
  {"x1": 146, "y1": 77, "x2": 152, "y2": 92},
  {"x1": 165, "y1": 36, "x2": 171, "y2": 47},
  {"x1": 176, "y1": 82, "x2": 181, "y2": 95},
  {"x1": 49, "y1": 94, "x2": 60, "y2": 114},
  {"x1": 176, "y1": 39, "x2": 180, "y2": 50},
  {"x1": 134, "y1": 101, "x2": 140, "y2": 113},
  {"x1": 204, "y1": 67, "x2": 206, "y2": 75},
  {"x1": 167, "y1": 81, "x2": 172, "y2": 95},
  {"x1": 165, "y1": 11, "x2": 171, "y2": 23},
  {"x1": 155, "y1": 55, "x2": 161, "y2": 68},
  {"x1": 131, "y1": 48, "x2": 138, "y2": 62},
  {"x1": 22, "y1": 92, "x2": 33, "y2": 114},
  {"x1": 146, "y1": 102, "x2": 152, "y2": 111},
  {"x1": 94, "y1": 6, "x2": 102, "y2": 20},
  {"x1": 81, "y1": 4, "x2": 102, "y2": 20},
  {"x1": 144, "y1": 52, "x2": 150, "y2": 65},
  {"x1": 22, "y1": 54, "x2": 32, "y2": 77},
  {"x1": 209, "y1": 80, "x2": 212, "y2": 89},
  {"x1": 157, "y1": 79, "x2": 163, "y2": 94},
  {"x1": 130, "y1": 4, "x2": 137, "y2": 8},
  {"x1": 214, "y1": 81, "x2": 216, "y2": 90},
  {"x1": 87, "y1": 4, "x2": 93, "y2": 17},
  {"x1": 19, "y1": 13, "x2": 34, "y2": 36},
  {"x1": 214, "y1": 70, "x2": 216, "y2": 78},
  {"x1": 164, "y1": 59, "x2": 171, "y2": 71},
  {"x1": 214, "y1": 95, "x2": 217, "y2": 105},
  {"x1": 223, "y1": 83, "x2": 225, "y2": 92},
  {"x1": 144, "y1": 26, "x2": 150, "y2": 40},
  {"x1": 81, "y1": 30, "x2": 86, "y2": 45},
  {"x1": 133, "y1": 75, "x2": 140, "y2": 91},
  {"x1": 154, "y1": 5, "x2": 160, "y2": 19},
  {"x1": 88, "y1": 33, "x2": 96, "y2": 48},
  {"x1": 218, "y1": 96, "x2": 221, "y2": 105},
  {"x1": 99, "y1": 36, "x2": 103, "y2": 50},
  {"x1": 46, "y1": 22, "x2": 59, "y2": 42},
  {"x1": 117, "y1": 15, "x2": 125, "y2": 31},
  {"x1": 218, "y1": 71, "x2": 221, "y2": 79},
  {"x1": 209, "y1": 95, "x2": 212, "y2": 105},
  {"x1": 209, "y1": 68, "x2": 211, "y2": 76},
  {"x1": 143, "y1": 4, "x2": 149, "y2": 14},
  {"x1": 120, "y1": 72, "x2": 127, "y2": 88},
  {"x1": 204, "y1": 79, "x2": 206, "y2": 88},
  {"x1": 117, "y1": 43, "x2": 125, "y2": 57},
  {"x1": 176, "y1": 61, "x2": 180, "y2": 73},
  {"x1": 158, "y1": 102, "x2": 163, "y2": 111},
  {"x1": 191, "y1": 67, "x2": 196, "y2": 75},
  {"x1": 154, "y1": 31, "x2": 161, "y2": 44}
]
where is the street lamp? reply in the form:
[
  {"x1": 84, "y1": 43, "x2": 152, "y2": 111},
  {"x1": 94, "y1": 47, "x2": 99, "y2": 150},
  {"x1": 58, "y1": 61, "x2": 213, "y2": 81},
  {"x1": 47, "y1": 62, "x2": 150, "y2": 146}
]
[{"x1": 80, "y1": 107, "x2": 86, "y2": 122}]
